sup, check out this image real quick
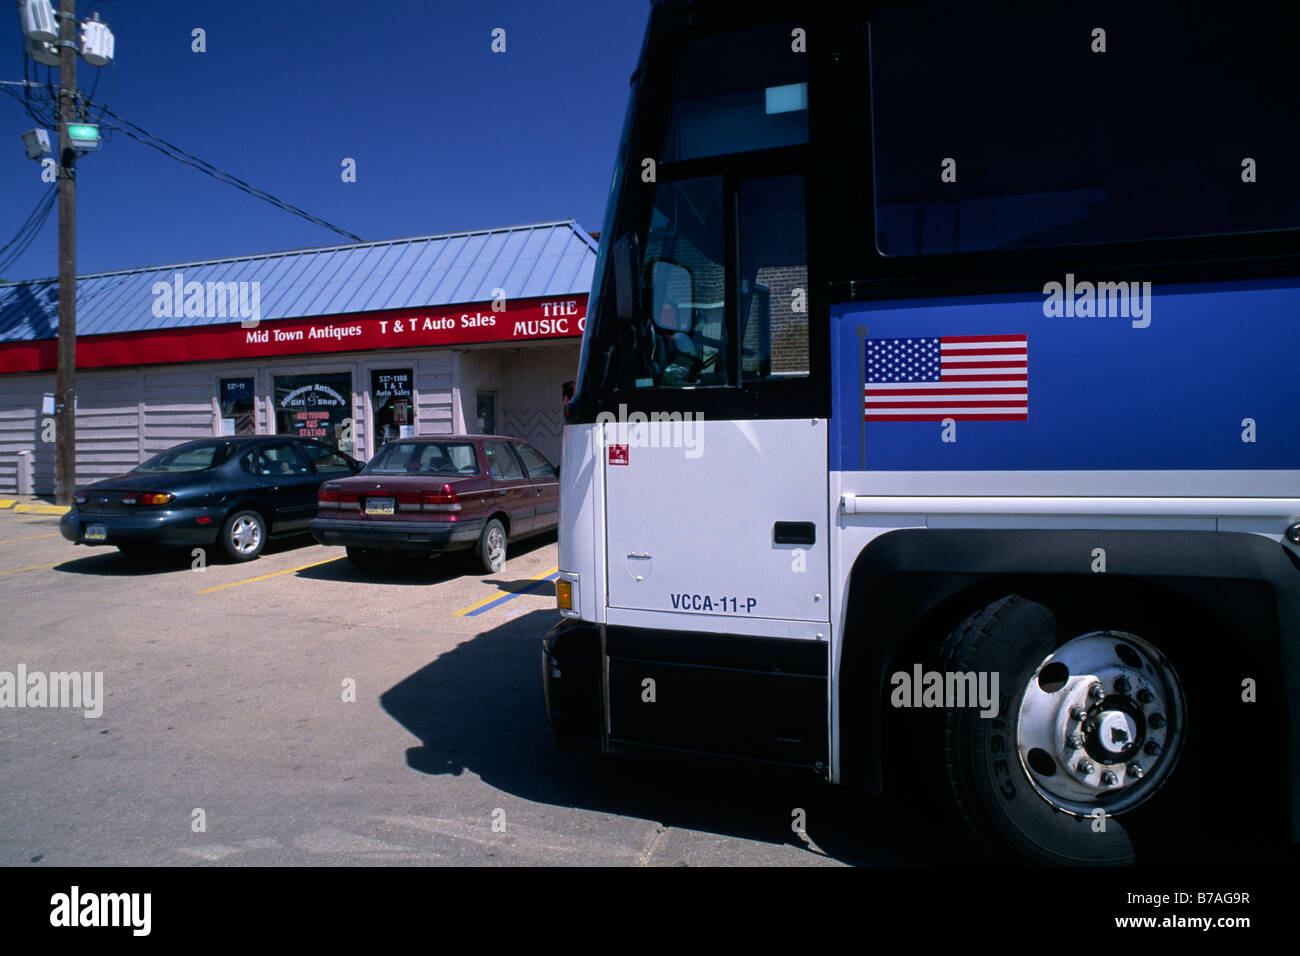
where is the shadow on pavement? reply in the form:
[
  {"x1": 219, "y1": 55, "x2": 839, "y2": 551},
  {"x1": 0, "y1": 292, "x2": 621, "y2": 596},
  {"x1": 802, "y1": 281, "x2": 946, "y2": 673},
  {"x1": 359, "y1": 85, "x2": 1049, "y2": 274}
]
[
  {"x1": 295, "y1": 551, "x2": 467, "y2": 587},
  {"x1": 380, "y1": 607, "x2": 981, "y2": 866},
  {"x1": 52, "y1": 532, "x2": 320, "y2": 576},
  {"x1": 297, "y1": 532, "x2": 559, "y2": 589}
]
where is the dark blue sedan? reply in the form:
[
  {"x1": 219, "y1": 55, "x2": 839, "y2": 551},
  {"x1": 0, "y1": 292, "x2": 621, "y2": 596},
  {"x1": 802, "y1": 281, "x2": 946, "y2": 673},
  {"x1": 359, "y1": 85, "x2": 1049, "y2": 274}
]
[{"x1": 60, "y1": 436, "x2": 360, "y2": 561}]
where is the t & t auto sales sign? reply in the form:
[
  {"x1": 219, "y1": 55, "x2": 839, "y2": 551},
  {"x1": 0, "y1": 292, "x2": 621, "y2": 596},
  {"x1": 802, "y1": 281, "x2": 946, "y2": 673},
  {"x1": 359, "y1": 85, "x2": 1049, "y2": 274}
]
[{"x1": 0, "y1": 295, "x2": 586, "y2": 373}]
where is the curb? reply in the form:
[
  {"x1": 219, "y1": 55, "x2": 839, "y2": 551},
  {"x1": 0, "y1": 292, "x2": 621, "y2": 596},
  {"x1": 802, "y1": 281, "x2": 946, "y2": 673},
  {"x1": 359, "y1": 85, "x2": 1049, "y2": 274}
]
[{"x1": 0, "y1": 501, "x2": 70, "y2": 515}]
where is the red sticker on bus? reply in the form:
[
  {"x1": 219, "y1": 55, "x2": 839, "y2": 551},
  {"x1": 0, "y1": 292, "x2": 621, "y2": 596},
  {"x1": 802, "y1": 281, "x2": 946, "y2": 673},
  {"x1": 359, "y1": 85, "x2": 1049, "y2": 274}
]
[{"x1": 608, "y1": 444, "x2": 629, "y2": 466}]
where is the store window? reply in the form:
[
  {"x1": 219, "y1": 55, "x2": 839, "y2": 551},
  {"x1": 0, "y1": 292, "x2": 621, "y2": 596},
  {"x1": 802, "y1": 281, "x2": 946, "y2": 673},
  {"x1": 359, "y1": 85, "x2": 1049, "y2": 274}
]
[
  {"x1": 219, "y1": 378, "x2": 256, "y2": 435},
  {"x1": 273, "y1": 373, "x2": 354, "y2": 455},
  {"x1": 371, "y1": 369, "x2": 413, "y2": 447},
  {"x1": 476, "y1": 391, "x2": 497, "y2": 434}
]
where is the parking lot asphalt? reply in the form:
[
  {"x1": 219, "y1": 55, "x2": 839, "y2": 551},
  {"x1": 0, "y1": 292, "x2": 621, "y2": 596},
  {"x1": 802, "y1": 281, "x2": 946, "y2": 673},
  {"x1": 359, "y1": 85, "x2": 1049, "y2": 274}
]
[{"x1": 0, "y1": 508, "x2": 988, "y2": 868}]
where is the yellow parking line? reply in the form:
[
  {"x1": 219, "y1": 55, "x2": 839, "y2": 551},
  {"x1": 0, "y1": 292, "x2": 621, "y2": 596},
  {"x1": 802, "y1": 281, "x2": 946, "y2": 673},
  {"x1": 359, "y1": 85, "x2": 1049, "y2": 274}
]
[
  {"x1": 0, "y1": 532, "x2": 60, "y2": 544},
  {"x1": 0, "y1": 561, "x2": 61, "y2": 576},
  {"x1": 0, "y1": 500, "x2": 15, "y2": 509},
  {"x1": 11, "y1": 504, "x2": 69, "y2": 515},
  {"x1": 197, "y1": 556, "x2": 343, "y2": 594},
  {"x1": 454, "y1": 565, "x2": 560, "y2": 616}
]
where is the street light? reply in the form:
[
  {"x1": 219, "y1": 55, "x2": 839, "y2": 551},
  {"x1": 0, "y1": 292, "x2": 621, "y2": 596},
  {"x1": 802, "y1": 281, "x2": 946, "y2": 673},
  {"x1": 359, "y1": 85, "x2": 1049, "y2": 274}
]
[{"x1": 66, "y1": 122, "x2": 97, "y2": 150}]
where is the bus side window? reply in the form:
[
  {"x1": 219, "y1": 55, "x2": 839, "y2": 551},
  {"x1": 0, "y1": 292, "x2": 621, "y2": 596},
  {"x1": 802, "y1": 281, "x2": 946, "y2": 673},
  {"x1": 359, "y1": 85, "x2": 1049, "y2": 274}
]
[
  {"x1": 740, "y1": 174, "x2": 809, "y2": 380},
  {"x1": 637, "y1": 175, "x2": 729, "y2": 389}
]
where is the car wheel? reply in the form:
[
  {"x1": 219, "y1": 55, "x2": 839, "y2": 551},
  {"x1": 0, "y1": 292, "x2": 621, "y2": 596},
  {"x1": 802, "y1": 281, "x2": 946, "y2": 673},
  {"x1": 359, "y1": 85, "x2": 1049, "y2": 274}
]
[
  {"x1": 478, "y1": 518, "x2": 507, "y2": 573},
  {"x1": 220, "y1": 510, "x2": 266, "y2": 562},
  {"x1": 926, "y1": 594, "x2": 1193, "y2": 866}
]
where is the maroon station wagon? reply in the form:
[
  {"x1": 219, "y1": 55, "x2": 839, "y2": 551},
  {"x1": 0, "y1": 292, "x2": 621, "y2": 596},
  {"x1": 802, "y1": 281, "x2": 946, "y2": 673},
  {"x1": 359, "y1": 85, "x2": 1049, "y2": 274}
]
[{"x1": 309, "y1": 435, "x2": 559, "y2": 572}]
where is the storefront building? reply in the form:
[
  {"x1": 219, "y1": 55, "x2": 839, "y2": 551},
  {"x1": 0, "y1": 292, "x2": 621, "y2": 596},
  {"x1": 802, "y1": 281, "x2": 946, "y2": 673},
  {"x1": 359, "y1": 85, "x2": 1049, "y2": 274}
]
[{"x1": 0, "y1": 220, "x2": 594, "y2": 494}]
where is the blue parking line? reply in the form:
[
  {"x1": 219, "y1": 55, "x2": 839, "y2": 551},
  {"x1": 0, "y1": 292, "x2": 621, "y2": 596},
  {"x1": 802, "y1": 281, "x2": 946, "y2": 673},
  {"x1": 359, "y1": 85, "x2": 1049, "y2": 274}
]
[{"x1": 461, "y1": 571, "x2": 560, "y2": 617}]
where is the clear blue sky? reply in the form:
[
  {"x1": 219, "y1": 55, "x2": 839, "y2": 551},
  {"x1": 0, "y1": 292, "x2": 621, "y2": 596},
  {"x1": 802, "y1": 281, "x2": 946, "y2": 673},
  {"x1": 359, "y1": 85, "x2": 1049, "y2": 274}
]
[{"x1": 1, "y1": 0, "x2": 648, "y2": 280}]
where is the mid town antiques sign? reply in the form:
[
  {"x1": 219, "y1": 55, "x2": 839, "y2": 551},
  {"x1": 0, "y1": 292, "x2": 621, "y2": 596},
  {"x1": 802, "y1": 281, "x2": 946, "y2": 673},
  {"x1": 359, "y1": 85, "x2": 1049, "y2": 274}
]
[{"x1": 0, "y1": 296, "x2": 586, "y2": 373}]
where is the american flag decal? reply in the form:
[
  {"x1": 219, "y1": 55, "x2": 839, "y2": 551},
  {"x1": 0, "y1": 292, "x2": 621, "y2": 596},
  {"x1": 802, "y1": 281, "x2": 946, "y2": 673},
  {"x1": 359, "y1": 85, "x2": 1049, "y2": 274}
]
[{"x1": 863, "y1": 334, "x2": 1028, "y2": 421}]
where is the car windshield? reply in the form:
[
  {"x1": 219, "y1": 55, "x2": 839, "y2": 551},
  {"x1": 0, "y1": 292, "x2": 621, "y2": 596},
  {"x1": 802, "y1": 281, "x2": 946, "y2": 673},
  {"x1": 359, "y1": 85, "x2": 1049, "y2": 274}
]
[
  {"x1": 363, "y1": 441, "x2": 479, "y2": 476},
  {"x1": 134, "y1": 442, "x2": 234, "y2": 473}
]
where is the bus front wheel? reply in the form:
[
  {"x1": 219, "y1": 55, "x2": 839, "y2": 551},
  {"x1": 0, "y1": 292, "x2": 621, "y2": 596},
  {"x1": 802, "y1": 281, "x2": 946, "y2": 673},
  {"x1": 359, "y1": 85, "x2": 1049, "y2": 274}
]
[{"x1": 930, "y1": 594, "x2": 1189, "y2": 865}]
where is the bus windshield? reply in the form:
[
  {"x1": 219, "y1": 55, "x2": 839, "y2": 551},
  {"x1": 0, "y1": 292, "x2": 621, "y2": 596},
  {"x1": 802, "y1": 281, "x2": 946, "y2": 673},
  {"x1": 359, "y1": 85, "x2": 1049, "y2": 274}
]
[{"x1": 582, "y1": 15, "x2": 811, "y2": 402}]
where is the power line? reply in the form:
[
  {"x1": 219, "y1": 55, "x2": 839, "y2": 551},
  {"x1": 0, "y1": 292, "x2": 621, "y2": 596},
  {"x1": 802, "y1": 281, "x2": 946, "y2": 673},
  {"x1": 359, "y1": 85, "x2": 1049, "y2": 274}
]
[
  {"x1": 0, "y1": 185, "x2": 57, "y2": 276},
  {"x1": 1, "y1": 79, "x2": 55, "y2": 126},
  {"x1": 95, "y1": 104, "x2": 363, "y2": 242},
  {"x1": 11, "y1": 3, "x2": 56, "y2": 127},
  {"x1": 0, "y1": 83, "x2": 362, "y2": 244}
]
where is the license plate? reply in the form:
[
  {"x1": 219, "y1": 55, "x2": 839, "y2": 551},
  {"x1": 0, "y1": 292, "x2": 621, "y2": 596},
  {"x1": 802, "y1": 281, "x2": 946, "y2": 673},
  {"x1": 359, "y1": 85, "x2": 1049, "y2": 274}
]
[
  {"x1": 365, "y1": 497, "x2": 395, "y2": 516},
  {"x1": 84, "y1": 524, "x2": 108, "y2": 541}
]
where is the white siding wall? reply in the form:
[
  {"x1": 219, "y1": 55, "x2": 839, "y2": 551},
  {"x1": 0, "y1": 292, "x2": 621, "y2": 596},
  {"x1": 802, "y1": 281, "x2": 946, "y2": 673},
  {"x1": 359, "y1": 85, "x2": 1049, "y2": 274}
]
[
  {"x1": 77, "y1": 368, "x2": 149, "y2": 486},
  {"x1": 456, "y1": 349, "x2": 504, "y2": 435},
  {"x1": 415, "y1": 353, "x2": 455, "y2": 440},
  {"x1": 502, "y1": 344, "x2": 578, "y2": 464},
  {"x1": 454, "y1": 344, "x2": 577, "y2": 462},
  {"x1": 0, "y1": 373, "x2": 44, "y2": 493},
  {"x1": 0, "y1": 346, "x2": 466, "y2": 493}
]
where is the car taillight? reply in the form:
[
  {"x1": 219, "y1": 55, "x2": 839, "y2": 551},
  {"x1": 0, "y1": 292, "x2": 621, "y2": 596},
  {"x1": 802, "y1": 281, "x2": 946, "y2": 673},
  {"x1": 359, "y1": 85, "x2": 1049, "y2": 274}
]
[
  {"x1": 421, "y1": 484, "x2": 461, "y2": 511},
  {"x1": 135, "y1": 493, "x2": 174, "y2": 506},
  {"x1": 319, "y1": 486, "x2": 339, "y2": 502},
  {"x1": 74, "y1": 493, "x2": 86, "y2": 504}
]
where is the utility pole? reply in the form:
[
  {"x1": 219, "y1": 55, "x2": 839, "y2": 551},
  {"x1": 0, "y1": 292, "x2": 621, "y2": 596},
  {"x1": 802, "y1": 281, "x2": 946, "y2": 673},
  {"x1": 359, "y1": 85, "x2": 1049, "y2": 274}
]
[
  {"x1": 16, "y1": 1, "x2": 113, "y2": 500},
  {"x1": 54, "y1": 0, "x2": 76, "y2": 504}
]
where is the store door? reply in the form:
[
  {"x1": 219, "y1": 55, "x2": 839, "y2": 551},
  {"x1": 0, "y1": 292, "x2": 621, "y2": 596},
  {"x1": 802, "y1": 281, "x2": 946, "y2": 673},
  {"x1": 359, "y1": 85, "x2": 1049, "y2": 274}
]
[
  {"x1": 219, "y1": 377, "x2": 256, "y2": 435},
  {"x1": 371, "y1": 368, "x2": 413, "y2": 450}
]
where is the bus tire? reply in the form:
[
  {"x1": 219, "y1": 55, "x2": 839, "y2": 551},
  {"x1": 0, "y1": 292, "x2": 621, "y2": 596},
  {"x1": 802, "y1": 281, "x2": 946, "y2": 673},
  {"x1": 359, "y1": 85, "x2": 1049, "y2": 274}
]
[{"x1": 929, "y1": 594, "x2": 1190, "y2": 865}]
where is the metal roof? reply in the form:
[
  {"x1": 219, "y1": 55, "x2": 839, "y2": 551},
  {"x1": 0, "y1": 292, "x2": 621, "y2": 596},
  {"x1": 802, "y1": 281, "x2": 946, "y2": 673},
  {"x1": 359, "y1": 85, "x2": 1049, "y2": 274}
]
[{"x1": 0, "y1": 220, "x2": 597, "y2": 343}]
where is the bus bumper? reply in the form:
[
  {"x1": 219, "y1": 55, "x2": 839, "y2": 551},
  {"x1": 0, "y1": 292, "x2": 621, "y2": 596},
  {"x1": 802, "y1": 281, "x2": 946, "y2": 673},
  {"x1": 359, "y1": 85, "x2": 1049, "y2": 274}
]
[{"x1": 542, "y1": 619, "x2": 604, "y2": 753}]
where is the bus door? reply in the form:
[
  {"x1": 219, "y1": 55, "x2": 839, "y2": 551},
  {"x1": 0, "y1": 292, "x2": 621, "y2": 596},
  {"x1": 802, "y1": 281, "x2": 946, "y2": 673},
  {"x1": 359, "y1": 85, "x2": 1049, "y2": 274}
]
[
  {"x1": 603, "y1": 417, "x2": 830, "y2": 626},
  {"x1": 600, "y1": 170, "x2": 829, "y2": 628}
]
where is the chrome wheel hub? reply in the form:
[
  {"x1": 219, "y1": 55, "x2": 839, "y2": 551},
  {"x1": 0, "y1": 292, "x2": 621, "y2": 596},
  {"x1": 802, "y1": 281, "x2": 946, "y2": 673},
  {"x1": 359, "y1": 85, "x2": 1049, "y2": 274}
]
[
  {"x1": 487, "y1": 527, "x2": 505, "y2": 567},
  {"x1": 231, "y1": 516, "x2": 261, "y2": 554},
  {"x1": 1017, "y1": 631, "x2": 1185, "y2": 815}
]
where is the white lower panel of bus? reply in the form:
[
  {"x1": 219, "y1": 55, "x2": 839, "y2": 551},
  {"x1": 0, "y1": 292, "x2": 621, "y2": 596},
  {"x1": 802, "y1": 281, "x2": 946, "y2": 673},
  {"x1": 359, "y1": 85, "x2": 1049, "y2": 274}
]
[{"x1": 605, "y1": 606, "x2": 828, "y2": 640}]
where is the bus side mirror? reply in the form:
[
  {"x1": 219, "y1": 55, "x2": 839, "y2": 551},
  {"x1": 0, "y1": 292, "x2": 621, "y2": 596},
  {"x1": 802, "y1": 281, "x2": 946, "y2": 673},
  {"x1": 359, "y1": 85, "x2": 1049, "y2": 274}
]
[
  {"x1": 613, "y1": 232, "x2": 640, "y2": 321},
  {"x1": 650, "y1": 260, "x2": 692, "y2": 331}
]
